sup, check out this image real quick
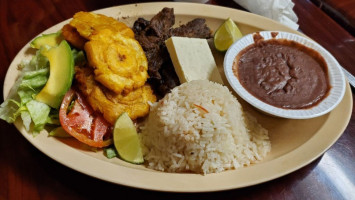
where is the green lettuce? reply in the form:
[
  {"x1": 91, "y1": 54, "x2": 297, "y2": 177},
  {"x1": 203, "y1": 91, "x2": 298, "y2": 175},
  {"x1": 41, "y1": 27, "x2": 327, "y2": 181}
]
[
  {"x1": 0, "y1": 50, "x2": 54, "y2": 134},
  {"x1": 0, "y1": 46, "x2": 86, "y2": 135}
]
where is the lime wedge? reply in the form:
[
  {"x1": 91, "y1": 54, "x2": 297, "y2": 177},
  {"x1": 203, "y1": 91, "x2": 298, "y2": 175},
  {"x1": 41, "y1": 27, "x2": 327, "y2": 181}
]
[
  {"x1": 214, "y1": 18, "x2": 243, "y2": 52},
  {"x1": 113, "y1": 112, "x2": 144, "y2": 164}
]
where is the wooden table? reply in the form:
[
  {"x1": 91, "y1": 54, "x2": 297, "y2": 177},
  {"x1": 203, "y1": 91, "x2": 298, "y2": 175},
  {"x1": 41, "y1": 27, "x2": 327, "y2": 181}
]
[{"x1": 0, "y1": 0, "x2": 354, "y2": 199}]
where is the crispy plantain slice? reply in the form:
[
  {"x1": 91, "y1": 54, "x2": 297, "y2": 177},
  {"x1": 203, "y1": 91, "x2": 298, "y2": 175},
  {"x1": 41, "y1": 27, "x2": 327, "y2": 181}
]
[
  {"x1": 75, "y1": 66, "x2": 156, "y2": 125},
  {"x1": 69, "y1": 11, "x2": 134, "y2": 40},
  {"x1": 85, "y1": 29, "x2": 148, "y2": 94},
  {"x1": 61, "y1": 24, "x2": 87, "y2": 50}
]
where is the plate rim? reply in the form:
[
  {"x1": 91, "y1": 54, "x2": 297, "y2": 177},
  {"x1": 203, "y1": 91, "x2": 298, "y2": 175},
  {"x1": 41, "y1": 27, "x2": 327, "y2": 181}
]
[{"x1": 3, "y1": 2, "x2": 353, "y2": 192}]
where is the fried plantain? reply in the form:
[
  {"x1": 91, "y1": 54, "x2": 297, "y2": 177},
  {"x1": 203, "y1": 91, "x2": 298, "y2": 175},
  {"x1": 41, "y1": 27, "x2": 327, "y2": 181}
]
[
  {"x1": 75, "y1": 66, "x2": 156, "y2": 125},
  {"x1": 61, "y1": 24, "x2": 87, "y2": 50},
  {"x1": 69, "y1": 11, "x2": 134, "y2": 40},
  {"x1": 85, "y1": 29, "x2": 148, "y2": 94}
]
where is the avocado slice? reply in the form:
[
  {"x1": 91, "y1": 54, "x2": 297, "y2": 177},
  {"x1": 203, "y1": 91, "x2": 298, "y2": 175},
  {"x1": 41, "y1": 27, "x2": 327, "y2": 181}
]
[
  {"x1": 35, "y1": 40, "x2": 74, "y2": 108},
  {"x1": 31, "y1": 32, "x2": 64, "y2": 49}
]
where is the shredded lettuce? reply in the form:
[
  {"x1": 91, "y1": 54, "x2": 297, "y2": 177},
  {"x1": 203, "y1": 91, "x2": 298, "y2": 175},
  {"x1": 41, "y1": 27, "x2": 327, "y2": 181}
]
[
  {"x1": 48, "y1": 127, "x2": 72, "y2": 138},
  {"x1": 26, "y1": 100, "x2": 51, "y2": 132},
  {"x1": 0, "y1": 49, "x2": 54, "y2": 134},
  {"x1": 21, "y1": 111, "x2": 32, "y2": 131},
  {"x1": 0, "y1": 45, "x2": 85, "y2": 135},
  {"x1": 72, "y1": 49, "x2": 86, "y2": 67},
  {"x1": 104, "y1": 147, "x2": 118, "y2": 159}
]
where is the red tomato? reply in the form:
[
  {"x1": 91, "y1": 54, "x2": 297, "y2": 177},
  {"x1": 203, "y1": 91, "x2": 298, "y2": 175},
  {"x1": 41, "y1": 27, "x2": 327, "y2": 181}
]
[{"x1": 59, "y1": 89, "x2": 112, "y2": 147}]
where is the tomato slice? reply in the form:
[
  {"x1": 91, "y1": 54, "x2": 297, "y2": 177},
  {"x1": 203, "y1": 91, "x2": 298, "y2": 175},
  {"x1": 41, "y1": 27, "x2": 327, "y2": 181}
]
[{"x1": 59, "y1": 89, "x2": 112, "y2": 147}]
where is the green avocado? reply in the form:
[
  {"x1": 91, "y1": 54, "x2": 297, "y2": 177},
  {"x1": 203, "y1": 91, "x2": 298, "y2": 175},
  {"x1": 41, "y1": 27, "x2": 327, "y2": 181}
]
[
  {"x1": 31, "y1": 32, "x2": 64, "y2": 49},
  {"x1": 35, "y1": 40, "x2": 74, "y2": 108}
]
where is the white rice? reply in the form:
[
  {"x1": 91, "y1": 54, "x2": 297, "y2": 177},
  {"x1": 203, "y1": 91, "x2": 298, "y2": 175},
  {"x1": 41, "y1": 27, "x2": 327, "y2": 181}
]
[{"x1": 140, "y1": 80, "x2": 271, "y2": 174}]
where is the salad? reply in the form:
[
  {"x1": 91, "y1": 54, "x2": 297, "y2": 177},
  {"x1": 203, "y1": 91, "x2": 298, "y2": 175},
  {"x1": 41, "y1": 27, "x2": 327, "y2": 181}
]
[
  {"x1": 0, "y1": 12, "x2": 149, "y2": 162},
  {"x1": 0, "y1": 33, "x2": 85, "y2": 136}
]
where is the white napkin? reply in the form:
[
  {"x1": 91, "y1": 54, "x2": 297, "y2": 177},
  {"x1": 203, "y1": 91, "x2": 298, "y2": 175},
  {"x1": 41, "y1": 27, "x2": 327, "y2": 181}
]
[{"x1": 234, "y1": 0, "x2": 299, "y2": 30}]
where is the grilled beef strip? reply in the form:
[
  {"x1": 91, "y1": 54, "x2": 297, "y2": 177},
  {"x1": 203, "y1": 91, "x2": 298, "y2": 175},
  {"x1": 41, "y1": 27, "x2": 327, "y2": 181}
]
[{"x1": 133, "y1": 7, "x2": 212, "y2": 97}]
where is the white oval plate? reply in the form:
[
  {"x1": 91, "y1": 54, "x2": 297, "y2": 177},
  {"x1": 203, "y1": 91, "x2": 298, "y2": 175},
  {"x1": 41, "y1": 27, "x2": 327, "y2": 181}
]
[{"x1": 3, "y1": 2, "x2": 353, "y2": 192}]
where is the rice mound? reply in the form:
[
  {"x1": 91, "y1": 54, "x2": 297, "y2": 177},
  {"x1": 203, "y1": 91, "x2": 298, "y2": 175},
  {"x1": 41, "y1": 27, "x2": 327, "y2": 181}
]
[{"x1": 140, "y1": 80, "x2": 271, "y2": 174}]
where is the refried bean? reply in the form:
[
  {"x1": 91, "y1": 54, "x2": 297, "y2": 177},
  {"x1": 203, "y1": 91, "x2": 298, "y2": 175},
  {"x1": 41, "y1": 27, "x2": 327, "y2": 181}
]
[{"x1": 233, "y1": 33, "x2": 330, "y2": 109}]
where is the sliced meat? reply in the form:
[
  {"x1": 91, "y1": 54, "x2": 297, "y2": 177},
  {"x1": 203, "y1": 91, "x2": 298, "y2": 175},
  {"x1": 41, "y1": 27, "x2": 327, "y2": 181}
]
[
  {"x1": 133, "y1": 7, "x2": 212, "y2": 97},
  {"x1": 172, "y1": 18, "x2": 212, "y2": 38},
  {"x1": 149, "y1": 7, "x2": 175, "y2": 38},
  {"x1": 133, "y1": 18, "x2": 150, "y2": 34}
]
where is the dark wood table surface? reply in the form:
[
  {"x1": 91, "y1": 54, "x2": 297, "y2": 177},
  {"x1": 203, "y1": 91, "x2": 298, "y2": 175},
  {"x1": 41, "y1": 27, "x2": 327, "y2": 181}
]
[{"x1": 0, "y1": 0, "x2": 354, "y2": 199}]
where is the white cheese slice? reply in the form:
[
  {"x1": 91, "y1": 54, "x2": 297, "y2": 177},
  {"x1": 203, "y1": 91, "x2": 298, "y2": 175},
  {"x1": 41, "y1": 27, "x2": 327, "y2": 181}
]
[{"x1": 165, "y1": 36, "x2": 224, "y2": 84}]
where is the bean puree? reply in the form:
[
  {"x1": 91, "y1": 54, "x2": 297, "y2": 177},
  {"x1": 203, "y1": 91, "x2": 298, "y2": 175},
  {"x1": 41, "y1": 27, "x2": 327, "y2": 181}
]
[{"x1": 233, "y1": 33, "x2": 330, "y2": 109}]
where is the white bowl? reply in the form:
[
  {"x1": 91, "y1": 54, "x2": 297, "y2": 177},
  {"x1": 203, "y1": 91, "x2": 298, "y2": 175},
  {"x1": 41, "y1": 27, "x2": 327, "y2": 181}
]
[{"x1": 224, "y1": 31, "x2": 346, "y2": 119}]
